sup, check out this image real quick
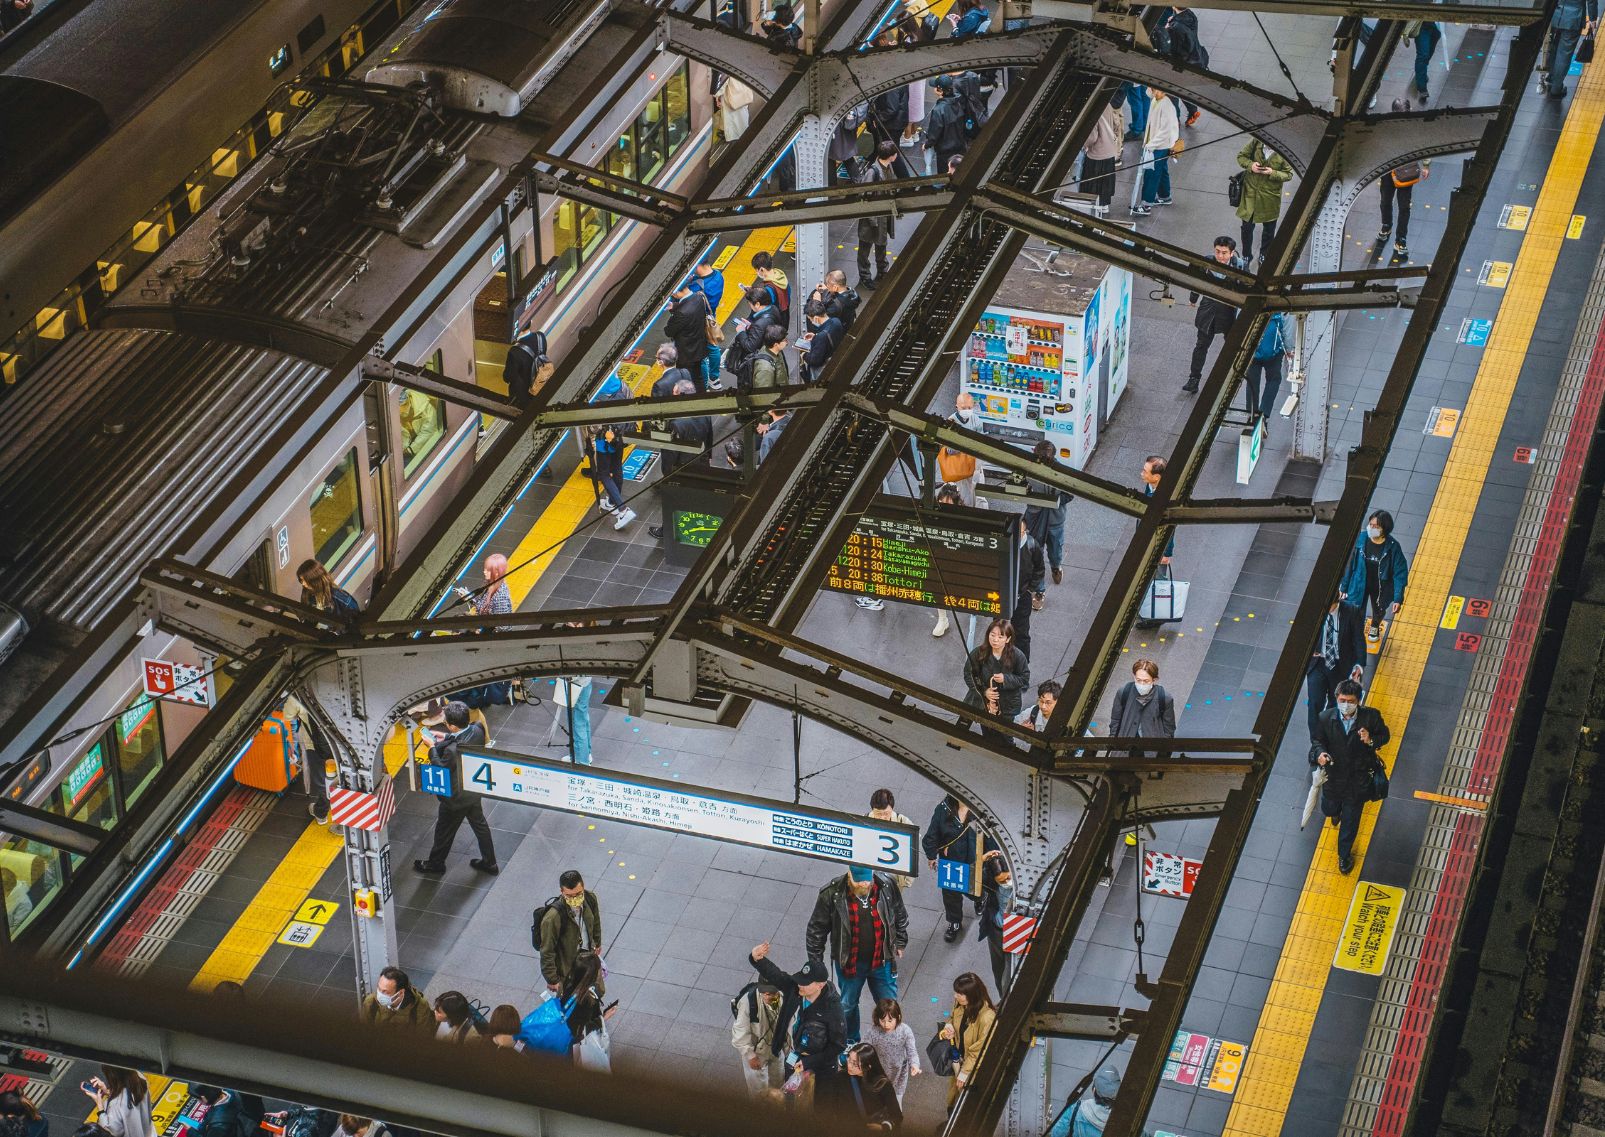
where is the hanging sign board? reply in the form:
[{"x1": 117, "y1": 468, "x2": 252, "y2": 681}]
[
  {"x1": 457, "y1": 747, "x2": 920, "y2": 876},
  {"x1": 826, "y1": 497, "x2": 1018, "y2": 617}
]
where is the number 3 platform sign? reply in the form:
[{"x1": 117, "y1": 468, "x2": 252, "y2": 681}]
[{"x1": 457, "y1": 746, "x2": 920, "y2": 877}]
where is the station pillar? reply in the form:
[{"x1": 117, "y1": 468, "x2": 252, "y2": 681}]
[
  {"x1": 793, "y1": 115, "x2": 833, "y2": 330},
  {"x1": 1291, "y1": 186, "x2": 1345, "y2": 463}
]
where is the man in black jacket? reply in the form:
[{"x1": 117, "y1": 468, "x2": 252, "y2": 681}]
[
  {"x1": 1306, "y1": 600, "x2": 1367, "y2": 741},
  {"x1": 1009, "y1": 516, "x2": 1047, "y2": 661},
  {"x1": 812, "y1": 269, "x2": 860, "y2": 331},
  {"x1": 800, "y1": 299, "x2": 844, "y2": 382},
  {"x1": 855, "y1": 142, "x2": 900, "y2": 288},
  {"x1": 748, "y1": 943, "x2": 848, "y2": 1089},
  {"x1": 1310, "y1": 679, "x2": 1389, "y2": 874},
  {"x1": 664, "y1": 286, "x2": 712, "y2": 392},
  {"x1": 413, "y1": 701, "x2": 498, "y2": 875},
  {"x1": 923, "y1": 75, "x2": 969, "y2": 182},
  {"x1": 805, "y1": 866, "x2": 909, "y2": 1043},
  {"x1": 1184, "y1": 236, "x2": 1245, "y2": 394}
]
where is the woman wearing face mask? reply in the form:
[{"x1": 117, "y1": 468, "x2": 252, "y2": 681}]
[
  {"x1": 975, "y1": 850, "x2": 1015, "y2": 995},
  {"x1": 1338, "y1": 510, "x2": 1409, "y2": 646}
]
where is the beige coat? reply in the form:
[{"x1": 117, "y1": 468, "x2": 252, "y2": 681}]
[
  {"x1": 1085, "y1": 105, "x2": 1123, "y2": 162},
  {"x1": 946, "y1": 1002, "x2": 998, "y2": 1106}
]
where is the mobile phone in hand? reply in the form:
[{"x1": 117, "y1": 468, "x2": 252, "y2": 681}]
[{"x1": 603, "y1": 1000, "x2": 619, "y2": 1014}]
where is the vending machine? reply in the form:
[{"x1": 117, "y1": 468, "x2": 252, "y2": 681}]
[{"x1": 960, "y1": 247, "x2": 1132, "y2": 469}]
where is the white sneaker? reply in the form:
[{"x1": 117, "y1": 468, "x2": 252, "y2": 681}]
[
  {"x1": 600, "y1": 500, "x2": 615, "y2": 514},
  {"x1": 613, "y1": 507, "x2": 636, "y2": 529},
  {"x1": 933, "y1": 612, "x2": 950, "y2": 636},
  {"x1": 854, "y1": 596, "x2": 885, "y2": 611}
]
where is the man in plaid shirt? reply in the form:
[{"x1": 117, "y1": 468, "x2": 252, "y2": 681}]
[{"x1": 806, "y1": 866, "x2": 909, "y2": 1044}]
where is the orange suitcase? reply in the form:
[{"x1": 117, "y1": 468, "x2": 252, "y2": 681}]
[{"x1": 234, "y1": 714, "x2": 299, "y2": 792}]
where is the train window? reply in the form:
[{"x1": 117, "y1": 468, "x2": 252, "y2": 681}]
[
  {"x1": 297, "y1": 14, "x2": 326, "y2": 55},
  {"x1": 637, "y1": 93, "x2": 666, "y2": 182},
  {"x1": 310, "y1": 449, "x2": 363, "y2": 567},
  {"x1": 552, "y1": 201, "x2": 581, "y2": 292},
  {"x1": 608, "y1": 131, "x2": 638, "y2": 187},
  {"x1": 400, "y1": 388, "x2": 446, "y2": 478},
  {"x1": 114, "y1": 699, "x2": 165, "y2": 810},
  {"x1": 665, "y1": 64, "x2": 691, "y2": 154},
  {"x1": 60, "y1": 742, "x2": 117, "y2": 831},
  {"x1": 1, "y1": 834, "x2": 64, "y2": 939},
  {"x1": 578, "y1": 204, "x2": 608, "y2": 259},
  {"x1": 269, "y1": 44, "x2": 293, "y2": 78}
]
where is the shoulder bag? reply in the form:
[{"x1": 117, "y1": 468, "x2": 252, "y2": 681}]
[
  {"x1": 701, "y1": 292, "x2": 725, "y2": 345},
  {"x1": 926, "y1": 1026, "x2": 959, "y2": 1077}
]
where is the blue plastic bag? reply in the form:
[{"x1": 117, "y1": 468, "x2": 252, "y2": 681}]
[{"x1": 517, "y1": 994, "x2": 573, "y2": 1054}]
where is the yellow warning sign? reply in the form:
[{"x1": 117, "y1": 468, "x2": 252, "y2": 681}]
[
  {"x1": 1440, "y1": 595, "x2": 1464, "y2": 630},
  {"x1": 1569, "y1": 214, "x2": 1587, "y2": 239},
  {"x1": 150, "y1": 1080, "x2": 190, "y2": 1133},
  {"x1": 277, "y1": 920, "x2": 325, "y2": 949},
  {"x1": 712, "y1": 245, "x2": 738, "y2": 270},
  {"x1": 780, "y1": 232, "x2": 796, "y2": 254},
  {"x1": 1206, "y1": 1040, "x2": 1248, "y2": 1093},
  {"x1": 1479, "y1": 260, "x2": 1512, "y2": 288},
  {"x1": 1498, "y1": 204, "x2": 1531, "y2": 230},
  {"x1": 293, "y1": 898, "x2": 340, "y2": 925},
  {"x1": 1426, "y1": 407, "x2": 1460, "y2": 437},
  {"x1": 615, "y1": 363, "x2": 650, "y2": 389},
  {"x1": 1334, "y1": 881, "x2": 1405, "y2": 975}
]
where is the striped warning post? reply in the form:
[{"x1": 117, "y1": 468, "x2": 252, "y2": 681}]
[
  {"x1": 327, "y1": 775, "x2": 397, "y2": 832},
  {"x1": 1002, "y1": 913, "x2": 1037, "y2": 954}
]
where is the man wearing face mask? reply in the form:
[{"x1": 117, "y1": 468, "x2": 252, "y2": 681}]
[
  {"x1": 359, "y1": 966, "x2": 434, "y2": 1033},
  {"x1": 1307, "y1": 599, "x2": 1367, "y2": 741},
  {"x1": 535, "y1": 870, "x2": 604, "y2": 995},
  {"x1": 937, "y1": 393, "x2": 981, "y2": 507},
  {"x1": 1310, "y1": 679, "x2": 1390, "y2": 874},
  {"x1": 806, "y1": 866, "x2": 909, "y2": 1044}
]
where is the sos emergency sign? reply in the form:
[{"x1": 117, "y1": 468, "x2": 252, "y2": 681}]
[
  {"x1": 1143, "y1": 850, "x2": 1202, "y2": 899},
  {"x1": 142, "y1": 658, "x2": 211, "y2": 707}
]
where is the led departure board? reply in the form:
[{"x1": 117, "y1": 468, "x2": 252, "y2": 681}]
[{"x1": 826, "y1": 499, "x2": 1017, "y2": 616}]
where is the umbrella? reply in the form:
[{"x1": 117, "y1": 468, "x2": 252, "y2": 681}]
[{"x1": 1300, "y1": 766, "x2": 1328, "y2": 829}]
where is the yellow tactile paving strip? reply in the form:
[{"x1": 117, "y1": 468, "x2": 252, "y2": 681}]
[
  {"x1": 1223, "y1": 67, "x2": 1605, "y2": 1137},
  {"x1": 499, "y1": 225, "x2": 791, "y2": 608},
  {"x1": 186, "y1": 228, "x2": 791, "y2": 995}
]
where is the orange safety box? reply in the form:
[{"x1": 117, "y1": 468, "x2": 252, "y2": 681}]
[{"x1": 234, "y1": 714, "x2": 299, "y2": 792}]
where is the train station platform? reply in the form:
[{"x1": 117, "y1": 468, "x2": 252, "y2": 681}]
[{"x1": 24, "y1": 15, "x2": 1605, "y2": 1137}]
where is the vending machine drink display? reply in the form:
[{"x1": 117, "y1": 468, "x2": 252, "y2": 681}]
[{"x1": 960, "y1": 248, "x2": 1132, "y2": 469}]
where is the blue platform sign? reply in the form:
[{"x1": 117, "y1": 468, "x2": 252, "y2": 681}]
[
  {"x1": 622, "y1": 450, "x2": 657, "y2": 481},
  {"x1": 419, "y1": 763, "x2": 454, "y2": 797},
  {"x1": 1458, "y1": 318, "x2": 1492, "y2": 346},
  {"x1": 937, "y1": 857, "x2": 973, "y2": 894}
]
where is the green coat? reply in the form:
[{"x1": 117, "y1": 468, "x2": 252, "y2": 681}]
[{"x1": 1236, "y1": 141, "x2": 1293, "y2": 224}]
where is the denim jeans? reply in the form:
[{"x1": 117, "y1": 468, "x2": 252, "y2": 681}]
[
  {"x1": 564, "y1": 679, "x2": 593, "y2": 763},
  {"x1": 1140, "y1": 152, "x2": 1170, "y2": 204},
  {"x1": 1413, "y1": 22, "x2": 1441, "y2": 92},
  {"x1": 1122, "y1": 83, "x2": 1148, "y2": 135},
  {"x1": 835, "y1": 962, "x2": 898, "y2": 1044}
]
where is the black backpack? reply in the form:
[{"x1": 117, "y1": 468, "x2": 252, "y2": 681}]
[
  {"x1": 957, "y1": 74, "x2": 990, "y2": 139},
  {"x1": 530, "y1": 894, "x2": 564, "y2": 950},
  {"x1": 729, "y1": 980, "x2": 764, "y2": 1021},
  {"x1": 725, "y1": 324, "x2": 764, "y2": 392}
]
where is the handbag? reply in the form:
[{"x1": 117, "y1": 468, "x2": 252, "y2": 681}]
[
  {"x1": 702, "y1": 293, "x2": 726, "y2": 345},
  {"x1": 937, "y1": 446, "x2": 977, "y2": 482},
  {"x1": 926, "y1": 1028, "x2": 959, "y2": 1077},
  {"x1": 1227, "y1": 171, "x2": 1244, "y2": 208},
  {"x1": 1578, "y1": 33, "x2": 1596, "y2": 63},
  {"x1": 1138, "y1": 564, "x2": 1190, "y2": 623},
  {"x1": 1368, "y1": 756, "x2": 1390, "y2": 802},
  {"x1": 575, "y1": 1022, "x2": 612, "y2": 1073}
]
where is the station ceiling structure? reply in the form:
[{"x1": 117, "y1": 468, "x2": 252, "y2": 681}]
[{"x1": 0, "y1": 0, "x2": 1555, "y2": 1134}]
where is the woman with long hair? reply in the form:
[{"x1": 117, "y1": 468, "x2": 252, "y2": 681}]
[
  {"x1": 81, "y1": 1068, "x2": 152, "y2": 1137},
  {"x1": 819, "y1": 1042, "x2": 903, "y2": 1131},
  {"x1": 938, "y1": 972, "x2": 997, "y2": 1109},
  {"x1": 432, "y1": 991, "x2": 488, "y2": 1044},
  {"x1": 295, "y1": 559, "x2": 359, "y2": 621},
  {"x1": 962, "y1": 618, "x2": 1030, "y2": 739},
  {"x1": 561, "y1": 948, "x2": 615, "y2": 1070}
]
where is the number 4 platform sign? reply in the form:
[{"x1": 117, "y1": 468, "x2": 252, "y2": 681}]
[{"x1": 457, "y1": 746, "x2": 920, "y2": 876}]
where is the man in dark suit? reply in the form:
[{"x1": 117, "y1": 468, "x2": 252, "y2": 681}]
[
  {"x1": 413, "y1": 700, "x2": 498, "y2": 875},
  {"x1": 1310, "y1": 679, "x2": 1389, "y2": 874},
  {"x1": 1306, "y1": 599, "x2": 1367, "y2": 741}
]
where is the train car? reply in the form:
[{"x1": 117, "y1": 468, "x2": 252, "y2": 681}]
[
  {"x1": 364, "y1": 0, "x2": 613, "y2": 116},
  {"x1": 0, "y1": 0, "x2": 726, "y2": 950},
  {"x1": 0, "y1": 0, "x2": 396, "y2": 374}
]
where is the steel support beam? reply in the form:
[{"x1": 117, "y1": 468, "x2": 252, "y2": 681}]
[
  {"x1": 536, "y1": 385, "x2": 819, "y2": 430},
  {"x1": 531, "y1": 171, "x2": 678, "y2": 227},
  {"x1": 1030, "y1": 1003, "x2": 1148, "y2": 1040},
  {"x1": 360, "y1": 358, "x2": 520, "y2": 419},
  {"x1": 1168, "y1": 497, "x2": 1340, "y2": 524},
  {"x1": 688, "y1": 181, "x2": 955, "y2": 232},
  {"x1": 0, "y1": 800, "x2": 103, "y2": 856},
  {"x1": 656, "y1": 10, "x2": 798, "y2": 98}
]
